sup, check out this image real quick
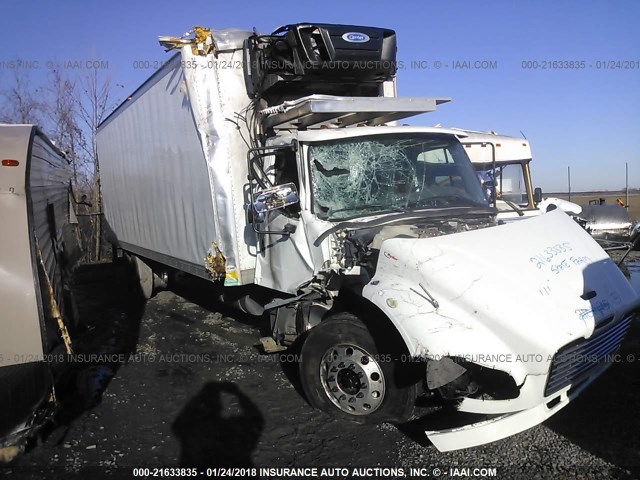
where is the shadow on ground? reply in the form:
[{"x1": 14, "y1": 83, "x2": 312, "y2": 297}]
[
  {"x1": 38, "y1": 260, "x2": 146, "y2": 448},
  {"x1": 173, "y1": 381, "x2": 264, "y2": 467},
  {"x1": 169, "y1": 273, "x2": 269, "y2": 329}
]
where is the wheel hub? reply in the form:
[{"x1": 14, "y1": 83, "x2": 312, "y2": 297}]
[{"x1": 319, "y1": 344, "x2": 385, "y2": 415}]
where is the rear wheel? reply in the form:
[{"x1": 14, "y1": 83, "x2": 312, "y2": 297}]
[{"x1": 299, "y1": 313, "x2": 417, "y2": 423}]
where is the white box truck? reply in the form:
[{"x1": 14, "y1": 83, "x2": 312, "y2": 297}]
[
  {"x1": 457, "y1": 129, "x2": 582, "y2": 221},
  {"x1": 0, "y1": 125, "x2": 77, "y2": 458},
  {"x1": 96, "y1": 23, "x2": 640, "y2": 451}
]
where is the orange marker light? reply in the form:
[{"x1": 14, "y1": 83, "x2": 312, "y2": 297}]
[{"x1": 2, "y1": 159, "x2": 19, "y2": 167}]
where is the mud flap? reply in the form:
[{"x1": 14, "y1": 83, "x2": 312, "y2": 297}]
[{"x1": 133, "y1": 256, "x2": 154, "y2": 300}]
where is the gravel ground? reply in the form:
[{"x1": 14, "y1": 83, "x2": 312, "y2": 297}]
[{"x1": 2, "y1": 256, "x2": 640, "y2": 480}]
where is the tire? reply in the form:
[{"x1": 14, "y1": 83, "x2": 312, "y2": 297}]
[{"x1": 299, "y1": 313, "x2": 417, "y2": 423}]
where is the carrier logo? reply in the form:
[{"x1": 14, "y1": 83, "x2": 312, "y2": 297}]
[{"x1": 342, "y1": 32, "x2": 370, "y2": 43}]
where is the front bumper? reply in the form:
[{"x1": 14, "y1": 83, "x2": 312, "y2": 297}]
[
  {"x1": 426, "y1": 314, "x2": 637, "y2": 451},
  {"x1": 426, "y1": 361, "x2": 608, "y2": 452}
]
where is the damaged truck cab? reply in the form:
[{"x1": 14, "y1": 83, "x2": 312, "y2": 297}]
[
  {"x1": 97, "y1": 23, "x2": 640, "y2": 451},
  {"x1": 250, "y1": 122, "x2": 640, "y2": 452}
]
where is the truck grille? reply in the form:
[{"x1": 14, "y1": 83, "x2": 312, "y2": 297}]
[{"x1": 545, "y1": 315, "x2": 633, "y2": 397}]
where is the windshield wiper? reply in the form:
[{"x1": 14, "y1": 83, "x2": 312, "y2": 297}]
[
  {"x1": 313, "y1": 206, "x2": 495, "y2": 247},
  {"x1": 409, "y1": 194, "x2": 484, "y2": 209},
  {"x1": 500, "y1": 198, "x2": 525, "y2": 216}
]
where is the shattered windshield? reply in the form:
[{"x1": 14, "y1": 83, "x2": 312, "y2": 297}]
[{"x1": 309, "y1": 133, "x2": 488, "y2": 220}]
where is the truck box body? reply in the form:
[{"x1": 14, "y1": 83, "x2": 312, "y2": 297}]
[{"x1": 97, "y1": 30, "x2": 256, "y2": 285}]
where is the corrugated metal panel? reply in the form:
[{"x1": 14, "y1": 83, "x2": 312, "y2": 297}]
[
  {"x1": 28, "y1": 132, "x2": 72, "y2": 352},
  {"x1": 0, "y1": 124, "x2": 71, "y2": 443}
]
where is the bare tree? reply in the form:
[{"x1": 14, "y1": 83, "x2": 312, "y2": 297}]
[
  {"x1": 45, "y1": 68, "x2": 88, "y2": 187},
  {"x1": 74, "y1": 69, "x2": 118, "y2": 261},
  {"x1": 1, "y1": 63, "x2": 120, "y2": 263},
  {"x1": 1, "y1": 69, "x2": 45, "y2": 124}
]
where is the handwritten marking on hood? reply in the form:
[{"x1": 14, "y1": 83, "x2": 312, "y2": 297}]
[{"x1": 383, "y1": 251, "x2": 398, "y2": 261}]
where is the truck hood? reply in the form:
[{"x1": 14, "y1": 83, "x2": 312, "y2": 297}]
[{"x1": 363, "y1": 209, "x2": 640, "y2": 380}]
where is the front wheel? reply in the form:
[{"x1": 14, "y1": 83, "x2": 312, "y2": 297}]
[{"x1": 299, "y1": 313, "x2": 417, "y2": 423}]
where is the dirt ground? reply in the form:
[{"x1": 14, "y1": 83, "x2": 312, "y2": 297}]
[{"x1": 3, "y1": 257, "x2": 640, "y2": 480}]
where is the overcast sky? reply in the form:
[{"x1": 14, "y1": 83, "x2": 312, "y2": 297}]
[{"x1": 1, "y1": 0, "x2": 638, "y2": 192}]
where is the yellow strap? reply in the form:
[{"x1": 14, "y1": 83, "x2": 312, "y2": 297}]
[{"x1": 35, "y1": 243, "x2": 73, "y2": 355}]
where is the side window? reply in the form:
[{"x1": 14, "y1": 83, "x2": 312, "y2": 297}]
[
  {"x1": 496, "y1": 164, "x2": 527, "y2": 206},
  {"x1": 274, "y1": 150, "x2": 299, "y2": 190},
  {"x1": 273, "y1": 149, "x2": 300, "y2": 217}
]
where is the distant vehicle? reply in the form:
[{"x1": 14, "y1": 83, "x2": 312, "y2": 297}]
[
  {"x1": 457, "y1": 129, "x2": 582, "y2": 221},
  {"x1": 581, "y1": 198, "x2": 633, "y2": 241},
  {"x1": 0, "y1": 125, "x2": 78, "y2": 459},
  {"x1": 97, "y1": 23, "x2": 640, "y2": 451}
]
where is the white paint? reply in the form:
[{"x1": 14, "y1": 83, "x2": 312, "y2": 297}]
[{"x1": 362, "y1": 210, "x2": 640, "y2": 450}]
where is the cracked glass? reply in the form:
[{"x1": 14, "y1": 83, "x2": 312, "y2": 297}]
[{"x1": 309, "y1": 133, "x2": 488, "y2": 220}]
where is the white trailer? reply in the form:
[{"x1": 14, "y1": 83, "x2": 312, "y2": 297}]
[
  {"x1": 97, "y1": 24, "x2": 640, "y2": 451},
  {"x1": 0, "y1": 125, "x2": 76, "y2": 456}
]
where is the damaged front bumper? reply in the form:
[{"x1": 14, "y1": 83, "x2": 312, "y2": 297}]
[
  {"x1": 426, "y1": 390, "x2": 569, "y2": 452},
  {"x1": 425, "y1": 366, "x2": 597, "y2": 452},
  {"x1": 360, "y1": 211, "x2": 640, "y2": 450},
  {"x1": 425, "y1": 312, "x2": 637, "y2": 451}
]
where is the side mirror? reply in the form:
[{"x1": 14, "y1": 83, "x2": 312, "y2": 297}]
[
  {"x1": 533, "y1": 187, "x2": 543, "y2": 205},
  {"x1": 252, "y1": 183, "x2": 299, "y2": 215}
]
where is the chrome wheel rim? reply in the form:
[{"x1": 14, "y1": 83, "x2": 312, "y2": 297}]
[{"x1": 319, "y1": 344, "x2": 385, "y2": 415}]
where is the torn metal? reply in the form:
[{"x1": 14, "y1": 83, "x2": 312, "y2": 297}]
[
  {"x1": 158, "y1": 26, "x2": 217, "y2": 55},
  {"x1": 204, "y1": 242, "x2": 226, "y2": 281}
]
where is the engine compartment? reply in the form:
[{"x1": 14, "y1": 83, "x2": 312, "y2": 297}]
[{"x1": 337, "y1": 216, "x2": 496, "y2": 275}]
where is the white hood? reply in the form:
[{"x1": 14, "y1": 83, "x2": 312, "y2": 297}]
[{"x1": 363, "y1": 209, "x2": 639, "y2": 383}]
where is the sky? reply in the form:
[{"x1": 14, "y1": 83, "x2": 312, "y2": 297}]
[{"x1": 0, "y1": 0, "x2": 638, "y2": 192}]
